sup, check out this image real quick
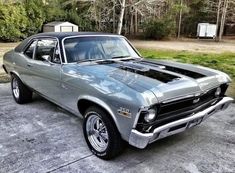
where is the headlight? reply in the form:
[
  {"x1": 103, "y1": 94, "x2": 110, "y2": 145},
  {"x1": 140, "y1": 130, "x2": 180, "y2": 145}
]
[
  {"x1": 144, "y1": 109, "x2": 157, "y2": 122},
  {"x1": 215, "y1": 87, "x2": 221, "y2": 97}
]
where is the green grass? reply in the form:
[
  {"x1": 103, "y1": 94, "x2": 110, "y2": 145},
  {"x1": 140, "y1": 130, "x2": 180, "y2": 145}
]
[{"x1": 139, "y1": 49, "x2": 235, "y2": 79}]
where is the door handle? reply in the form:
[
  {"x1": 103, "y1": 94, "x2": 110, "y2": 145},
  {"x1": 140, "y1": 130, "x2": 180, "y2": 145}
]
[
  {"x1": 61, "y1": 83, "x2": 68, "y2": 90},
  {"x1": 27, "y1": 64, "x2": 33, "y2": 67}
]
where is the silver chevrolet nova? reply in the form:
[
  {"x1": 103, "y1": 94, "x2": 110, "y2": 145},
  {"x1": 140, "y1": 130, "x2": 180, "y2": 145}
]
[{"x1": 3, "y1": 32, "x2": 233, "y2": 159}]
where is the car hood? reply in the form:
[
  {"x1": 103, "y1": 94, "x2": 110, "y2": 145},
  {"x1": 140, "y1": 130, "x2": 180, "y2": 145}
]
[{"x1": 62, "y1": 59, "x2": 231, "y2": 103}]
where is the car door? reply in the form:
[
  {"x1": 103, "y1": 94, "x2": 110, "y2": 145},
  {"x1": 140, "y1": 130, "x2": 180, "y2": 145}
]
[
  {"x1": 27, "y1": 38, "x2": 62, "y2": 102},
  {"x1": 20, "y1": 40, "x2": 37, "y2": 87}
]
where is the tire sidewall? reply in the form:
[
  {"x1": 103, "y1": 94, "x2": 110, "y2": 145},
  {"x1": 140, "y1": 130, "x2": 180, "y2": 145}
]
[
  {"x1": 83, "y1": 108, "x2": 116, "y2": 158},
  {"x1": 11, "y1": 74, "x2": 32, "y2": 104},
  {"x1": 11, "y1": 75, "x2": 20, "y2": 103}
]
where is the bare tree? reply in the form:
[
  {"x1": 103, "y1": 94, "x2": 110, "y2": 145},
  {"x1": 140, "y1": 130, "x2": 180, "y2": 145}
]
[
  {"x1": 219, "y1": 0, "x2": 229, "y2": 41},
  {"x1": 216, "y1": 0, "x2": 222, "y2": 41},
  {"x1": 113, "y1": 0, "x2": 116, "y2": 33},
  {"x1": 177, "y1": 0, "x2": 183, "y2": 39},
  {"x1": 209, "y1": 0, "x2": 235, "y2": 41},
  {"x1": 117, "y1": 0, "x2": 126, "y2": 34}
]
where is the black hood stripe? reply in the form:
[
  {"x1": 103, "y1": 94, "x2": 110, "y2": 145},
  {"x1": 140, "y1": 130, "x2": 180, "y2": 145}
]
[
  {"x1": 98, "y1": 60, "x2": 180, "y2": 83},
  {"x1": 138, "y1": 60, "x2": 206, "y2": 79},
  {"x1": 118, "y1": 65, "x2": 180, "y2": 83}
]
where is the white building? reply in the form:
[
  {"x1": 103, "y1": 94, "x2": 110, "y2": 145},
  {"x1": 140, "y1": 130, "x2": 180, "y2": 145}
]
[{"x1": 43, "y1": 21, "x2": 79, "y2": 32}]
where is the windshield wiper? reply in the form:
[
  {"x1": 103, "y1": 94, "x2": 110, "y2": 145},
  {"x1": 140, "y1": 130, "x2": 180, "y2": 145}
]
[
  {"x1": 77, "y1": 58, "x2": 103, "y2": 63},
  {"x1": 111, "y1": 55, "x2": 131, "y2": 59}
]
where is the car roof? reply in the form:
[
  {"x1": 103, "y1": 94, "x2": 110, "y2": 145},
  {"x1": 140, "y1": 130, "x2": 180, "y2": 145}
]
[
  {"x1": 33, "y1": 32, "x2": 119, "y2": 39},
  {"x1": 15, "y1": 32, "x2": 121, "y2": 52}
]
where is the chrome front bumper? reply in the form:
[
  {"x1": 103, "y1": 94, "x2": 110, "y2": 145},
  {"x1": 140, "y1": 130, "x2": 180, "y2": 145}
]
[{"x1": 129, "y1": 97, "x2": 234, "y2": 149}]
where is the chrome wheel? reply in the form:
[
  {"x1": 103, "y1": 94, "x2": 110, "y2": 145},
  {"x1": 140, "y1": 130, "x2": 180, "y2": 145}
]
[
  {"x1": 12, "y1": 78, "x2": 20, "y2": 99},
  {"x1": 86, "y1": 113, "x2": 109, "y2": 152}
]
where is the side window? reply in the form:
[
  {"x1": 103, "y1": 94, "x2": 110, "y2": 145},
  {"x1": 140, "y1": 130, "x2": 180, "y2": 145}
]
[
  {"x1": 35, "y1": 39, "x2": 61, "y2": 64},
  {"x1": 24, "y1": 40, "x2": 37, "y2": 59}
]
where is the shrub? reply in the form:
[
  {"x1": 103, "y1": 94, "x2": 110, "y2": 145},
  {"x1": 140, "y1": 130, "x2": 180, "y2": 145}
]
[
  {"x1": 44, "y1": 3, "x2": 68, "y2": 23},
  {"x1": 0, "y1": 4, "x2": 28, "y2": 42},
  {"x1": 143, "y1": 18, "x2": 176, "y2": 40},
  {"x1": 67, "y1": 10, "x2": 95, "y2": 31},
  {"x1": 0, "y1": 1, "x2": 45, "y2": 41},
  {"x1": 24, "y1": 0, "x2": 45, "y2": 36}
]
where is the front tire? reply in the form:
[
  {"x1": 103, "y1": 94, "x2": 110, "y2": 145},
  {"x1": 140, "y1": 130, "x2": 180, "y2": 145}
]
[
  {"x1": 83, "y1": 106, "x2": 124, "y2": 160},
  {"x1": 11, "y1": 74, "x2": 32, "y2": 104}
]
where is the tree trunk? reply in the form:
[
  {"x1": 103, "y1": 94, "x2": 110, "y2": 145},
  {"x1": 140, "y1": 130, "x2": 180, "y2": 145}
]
[
  {"x1": 113, "y1": 0, "x2": 116, "y2": 33},
  {"x1": 177, "y1": 0, "x2": 183, "y2": 39},
  {"x1": 124, "y1": 6, "x2": 128, "y2": 35},
  {"x1": 98, "y1": 12, "x2": 101, "y2": 31},
  {"x1": 117, "y1": 0, "x2": 126, "y2": 35},
  {"x1": 130, "y1": 13, "x2": 134, "y2": 34},
  {"x1": 216, "y1": 0, "x2": 222, "y2": 41},
  {"x1": 135, "y1": 8, "x2": 138, "y2": 35},
  {"x1": 94, "y1": 0, "x2": 98, "y2": 31},
  {"x1": 219, "y1": 0, "x2": 229, "y2": 41}
]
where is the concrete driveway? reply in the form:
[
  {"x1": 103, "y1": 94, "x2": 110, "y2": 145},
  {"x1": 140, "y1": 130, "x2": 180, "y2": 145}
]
[{"x1": 0, "y1": 83, "x2": 234, "y2": 173}]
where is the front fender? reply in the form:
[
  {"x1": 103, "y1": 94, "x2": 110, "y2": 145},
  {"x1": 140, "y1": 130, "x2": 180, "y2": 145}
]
[{"x1": 77, "y1": 95, "x2": 121, "y2": 131}]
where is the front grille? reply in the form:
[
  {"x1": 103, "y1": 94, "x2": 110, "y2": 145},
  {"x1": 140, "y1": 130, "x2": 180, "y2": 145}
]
[
  {"x1": 158, "y1": 88, "x2": 217, "y2": 116},
  {"x1": 136, "y1": 84, "x2": 228, "y2": 133}
]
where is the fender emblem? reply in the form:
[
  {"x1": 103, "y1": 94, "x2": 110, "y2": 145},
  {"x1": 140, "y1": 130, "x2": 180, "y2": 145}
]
[{"x1": 117, "y1": 107, "x2": 131, "y2": 118}]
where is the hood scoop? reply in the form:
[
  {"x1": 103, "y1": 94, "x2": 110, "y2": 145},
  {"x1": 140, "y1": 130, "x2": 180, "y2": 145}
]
[{"x1": 117, "y1": 62, "x2": 181, "y2": 83}]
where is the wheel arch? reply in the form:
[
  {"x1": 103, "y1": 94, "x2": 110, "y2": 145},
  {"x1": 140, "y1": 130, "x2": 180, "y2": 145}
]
[
  {"x1": 9, "y1": 71, "x2": 21, "y2": 80},
  {"x1": 2, "y1": 64, "x2": 8, "y2": 74},
  {"x1": 77, "y1": 96, "x2": 121, "y2": 132}
]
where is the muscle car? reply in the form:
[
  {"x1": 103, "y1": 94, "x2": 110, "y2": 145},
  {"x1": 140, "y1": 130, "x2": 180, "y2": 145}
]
[{"x1": 2, "y1": 32, "x2": 233, "y2": 159}]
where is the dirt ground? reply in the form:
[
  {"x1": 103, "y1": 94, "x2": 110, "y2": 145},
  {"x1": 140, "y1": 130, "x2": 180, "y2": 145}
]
[{"x1": 131, "y1": 39, "x2": 235, "y2": 53}]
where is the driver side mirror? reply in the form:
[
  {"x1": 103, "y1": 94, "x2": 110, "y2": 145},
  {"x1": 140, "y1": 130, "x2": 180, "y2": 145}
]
[
  {"x1": 42, "y1": 55, "x2": 51, "y2": 62},
  {"x1": 53, "y1": 50, "x2": 61, "y2": 64}
]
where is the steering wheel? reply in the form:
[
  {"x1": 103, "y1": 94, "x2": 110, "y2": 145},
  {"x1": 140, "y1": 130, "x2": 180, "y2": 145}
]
[
  {"x1": 88, "y1": 47, "x2": 105, "y2": 60},
  {"x1": 109, "y1": 49, "x2": 124, "y2": 58}
]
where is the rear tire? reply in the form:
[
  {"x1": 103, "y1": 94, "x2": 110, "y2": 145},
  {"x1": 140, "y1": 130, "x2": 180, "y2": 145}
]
[
  {"x1": 11, "y1": 74, "x2": 32, "y2": 104},
  {"x1": 83, "y1": 106, "x2": 124, "y2": 160}
]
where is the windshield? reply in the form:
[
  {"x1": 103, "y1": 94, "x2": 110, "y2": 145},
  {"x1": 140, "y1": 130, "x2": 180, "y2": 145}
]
[{"x1": 63, "y1": 36, "x2": 140, "y2": 63}]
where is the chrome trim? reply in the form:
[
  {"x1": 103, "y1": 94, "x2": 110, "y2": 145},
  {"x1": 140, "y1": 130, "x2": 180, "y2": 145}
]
[
  {"x1": 162, "y1": 94, "x2": 195, "y2": 104},
  {"x1": 61, "y1": 35, "x2": 128, "y2": 64},
  {"x1": 129, "y1": 97, "x2": 233, "y2": 149},
  {"x1": 22, "y1": 36, "x2": 64, "y2": 64},
  {"x1": 124, "y1": 38, "x2": 142, "y2": 57},
  {"x1": 77, "y1": 95, "x2": 121, "y2": 132},
  {"x1": 133, "y1": 106, "x2": 149, "y2": 129},
  {"x1": 86, "y1": 112, "x2": 109, "y2": 152},
  {"x1": 161, "y1": 85, "x2": 221, "y2": 104}
]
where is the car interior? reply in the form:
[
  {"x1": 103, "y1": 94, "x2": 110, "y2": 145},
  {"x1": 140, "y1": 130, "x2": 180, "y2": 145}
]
[
  {"x1": 34, "y1": 42, "x2": 60, "y2": 64},
  {"x1": 65, "y1": 41, "x2": 105, "y2": 63}
]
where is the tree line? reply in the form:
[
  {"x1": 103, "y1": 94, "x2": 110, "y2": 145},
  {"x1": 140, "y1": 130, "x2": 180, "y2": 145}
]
[{"x1": 0, "y1": 0, "x2": 234, "y2": 42}]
